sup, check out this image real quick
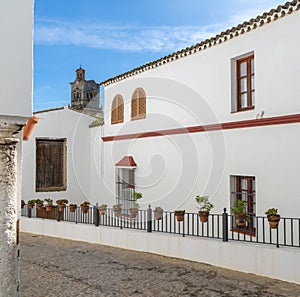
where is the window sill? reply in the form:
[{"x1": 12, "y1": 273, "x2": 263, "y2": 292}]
[
  {"x1": 131, "y1": 115, "x2": 146, "y2": 121},
  {"x1": 231, "y1": 107, "x2": 255, "y2": 114}
]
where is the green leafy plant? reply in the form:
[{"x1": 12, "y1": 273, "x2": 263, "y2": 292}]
[
  {"x1": 80, "y1": 201, "x2": 90, "y2": 207},
  {"x1": 231, "y1": 199, "x2": 247, "y2": 214},
  {"x1": 113, "y1": 204, "x2": 122, "y2": 210},
  {"x1": 132, "y1": 192, "x2": 142, "y2": 208},
  {"x1": 99, "y1": 204, "x2": 108, "y2": 209},
  {"x1": 133, "y1": 192, "x2": 142, "y2": 200},
  {"x1": 265, "y1": 208, "x2": 279, "y2": 217},
  {"x1": 28, "y1": 199, "x2": 36, "y2": 205},
  {"x1": 35, "y1": 199, "x2": 43, "y2": 205},
  {"x1": 154, "y1": 206, "x2": 163, "y2": 212},
  {"x1": 44, "y1": 198, "x2": 53, "y2": 205},
  {"x1": 56, "y1": 199, "x2": 69, "y2": 205},
  {"x1": 195, "y1": 195, "x2": 214, "y2": 212}
]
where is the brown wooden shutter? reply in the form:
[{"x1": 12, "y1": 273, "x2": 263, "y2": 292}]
[
  {"x1": 111, "y1": 96, "x2": 117, "y2": 124},
  {"x1": 112, "y1": 95, "x2": 124, "y2": 124},
  {"x1": 131, "y1": 88, "x2": 146, "y2": 120},
  {"x1": 36, "y1": 139, "x2": 66, "y2": 192},
  {"x1": 131, "y1": 97, "x2": 138, "y2": 119},
  {"x1": 117, "y1": 95, "x2": 124, "y2": 123}
]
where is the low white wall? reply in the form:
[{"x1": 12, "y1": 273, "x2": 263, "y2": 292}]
[{"x1": 21, "y1": 217, "x2": 300, "y2": 285}]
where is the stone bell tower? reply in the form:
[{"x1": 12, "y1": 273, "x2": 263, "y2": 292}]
[{"x1": 70, "y1": 67, "x2": 100, "y2": 110}]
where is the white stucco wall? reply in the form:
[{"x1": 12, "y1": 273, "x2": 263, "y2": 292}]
[
  {"x1": 97, "y1": 9, "x2": 300, "y2": 216},
  {"x1": 103, "y1": 9, "x2": 300, "y2": 137},
  {"x1": 22, "y1": 107, "x2": 95, "y2": 204},
  {"x1": 0, "y1": 0, "x2": 33, "y2": 118}
]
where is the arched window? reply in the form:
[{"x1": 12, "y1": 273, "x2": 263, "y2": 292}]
[
  {"x1": 111, "y1": 94, "x2": 124, "y2": 124},
  {"x1": 131, "y1": 88, "x2": 146, "y2": 120}
]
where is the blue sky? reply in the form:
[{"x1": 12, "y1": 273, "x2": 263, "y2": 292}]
[{"x1": 34, "y1": 0, "x2": 284, "y2": 111}]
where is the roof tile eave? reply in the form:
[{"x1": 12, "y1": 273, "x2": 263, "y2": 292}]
[{"x1": 100, "y1": 0, "x2": 299, "y2": 87}]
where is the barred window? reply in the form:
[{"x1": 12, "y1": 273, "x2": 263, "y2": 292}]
[
  {"x1": 115, "y1": 168, "x2": 135, "y2": 210},
  {"x1": 131, "y1": 88, "x2": 146, "y2": 120},
  {"x1": 36, "y1": 139, "x2": 67, "y2": 192},
  {"x1": 111, "y1": 94, "x2": 124, "y2": 124},
  {"x1": 230, "y1": 175, "x2": 256, "y2": 235}
]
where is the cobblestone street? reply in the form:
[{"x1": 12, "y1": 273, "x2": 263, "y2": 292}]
[{"x1": 20, "y1": 233, "x2": 300, "y2": 297}]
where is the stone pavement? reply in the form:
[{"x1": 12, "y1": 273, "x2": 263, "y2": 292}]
[{"x1": 20, "y1": 233, "x2": 300, "y2": 297}]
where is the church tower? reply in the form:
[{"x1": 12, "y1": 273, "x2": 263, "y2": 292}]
[{"x1": 70, "y1": 67, "x2": 100, "y2": 110}]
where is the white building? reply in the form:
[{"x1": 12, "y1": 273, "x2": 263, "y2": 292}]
[
  {"x1": 21, "y1": 0, "x2": 300, "y2": 285},
  {"x1": 0, "y1": 0, "x2": 34, "y2": 296}
]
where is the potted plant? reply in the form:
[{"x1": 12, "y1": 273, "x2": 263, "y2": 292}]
[
  {"x1": 231, "y1": 199, "x2": 247, "y2": 228},
  {"x1": 154, "y1": 207, "x2": 163, "y2": 220},
  {"x1": 27, "y1": 199, "x2": 35, "y2": 210},
  {"x1": 36, "y1": 199, "x2": 44, "y2": 211},
  {"x1": 56, "y1": 199, "x2": 69, "y2": 212},
  {"x1": 98, "y1": 204, "x2": 108, "y2": 216},
  {"x1": 21, "y1": 200, "x2": 25, "y2": 209},
  {"x1": 80, "y1": 201, "x2": 90, "y2": 214},
  {"x1": 195, "y1": 195, "x2": 214, "y2": 223},
  {"x1": 113, "y1": 204, "x2": 122, "y2": 217},
  {"x1": 130, "y1": 192, "x2": 143, "y2": 218},
  {"x1": 130, "y1": 201, "x2": 140, "y2": 218},
  {"x1": 44, "y1": 198, "x2": 53, "y2": 212},
  {"x1": 69, "y1": 203, "x2": 77, "y2": 213},
  {"x1": 174, "y1": 210, "x2": 185, "y2": 222},
  {"x1": 265, "y1": 208, "x2": 280, "y2": 229}
]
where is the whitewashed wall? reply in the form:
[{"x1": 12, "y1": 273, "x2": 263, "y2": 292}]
[
  {"x1": 22, "y1": 107, "x2": 95, "y2": 204},
  {"x1": 104, "y1": 11, "x2": 300, "y2": 137},
  {"x1": 98, "y1": 9, "x2": 300, "y2": 215},
  {"x1": 0, "y1": 0, "x2": 33, "y2": 118}
]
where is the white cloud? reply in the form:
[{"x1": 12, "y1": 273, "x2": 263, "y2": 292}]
[
  {"x1": 35, "y1": 18, "x2": 224, "y2": 52},
  {"x1": 34, "y1": 0, "x2": 283, "y2": 53}
]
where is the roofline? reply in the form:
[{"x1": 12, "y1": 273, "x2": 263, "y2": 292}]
[
  {"x1": 34, "y1": 106, "x2": 65, "y2": 114},
  {"x1": 100, "y1": 0, "x2": 300, "y2": 87}
]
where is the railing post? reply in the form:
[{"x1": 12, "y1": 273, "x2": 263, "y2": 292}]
[
  {"x1": 57, "y1": 206, "x2": 60, "y2": 222},
  {"x1": 147, "y1": 205, "x2": 152, "y2": 232},
  {"x1": 94, "y1": 203, "x2": 99, "y2": 227},
  {"x1": 222, "y1": 208, "x2": 228, "y2": 242},
  {"x1": 27, "y1": 206, "x2": 31, "y2": 218}
]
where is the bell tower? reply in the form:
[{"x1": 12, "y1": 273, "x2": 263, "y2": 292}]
[{"x1": 70, "y1": 67, "x2": 100, "y2": 110}]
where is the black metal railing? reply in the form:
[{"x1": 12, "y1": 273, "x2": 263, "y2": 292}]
[{"x1": 21, "y1": 204, "x2": 300, "y2": 249}]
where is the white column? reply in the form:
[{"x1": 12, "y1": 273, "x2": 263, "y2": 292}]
[{"x1": 0, "y1": 120, "x2": 23, "y2": 297}]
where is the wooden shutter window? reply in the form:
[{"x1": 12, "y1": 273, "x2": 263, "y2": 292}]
[
  {"x1": 111, "y1": 94, "x2": 124, "y2": 124},
  {"x1": 36, "y1": 139, "x2": 67, "y2": 192},
  {"x1": 131, "y1": 87, "x2": 146, "y2": 120},
  {"x1": 236, "y1": 55, "x2": 255, "y2": 111}
]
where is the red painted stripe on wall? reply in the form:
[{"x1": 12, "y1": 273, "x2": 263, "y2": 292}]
[{"x1": 102, "y1": 113, "x2": 300, "y2": 142}]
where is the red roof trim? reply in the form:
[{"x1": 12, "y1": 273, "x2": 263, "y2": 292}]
[
  {"x1": 102, "y1": 113, "x2": 300, "y2": 142},
  {"x1": 115, "y1": 156, "x2": 137, "y2": 167}
]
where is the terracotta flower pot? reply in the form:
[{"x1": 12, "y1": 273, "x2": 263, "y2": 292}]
[
  {"x1": 80, "y1": 206, "x2": 89, "y2": 214},
  {"x1": 58, "y1": 205, "x2": 66, "y2": 212},
  {"x1": 99, "y1": 209, "x2": 106, "y2": 216},
  {"x1": 130, "y1": 208, "x2": 139, "y2": 218},
  {"x1": 69, "y1": 205, "x2": 77, "y2": 212},
  {"x1": 267, "y1": 215, "x2": 280, "y2": 229},
  {"x1": 154, "y1": 211, "x2": 163, "y2": 220},
  {"x1": 235, "y1": 213, "x2": 246, "y2": 227},
  {"x1": 27, "y1": 203, "x2": 34, "y2": 210},
  {"x1": 21, "y1": 201, "x2": 25, "y2": 209},
  {"x1": 36, "y1": 204, "x2": 44, "y2": 211},
  {"x1": 46, "y1": 205, "x2": 53, "y2": 212},
  {"x1": 198, "y1": 211, "x2": 209, "y2": 223},
  {"x1": 175, "y1": 210, "x2": 185, "y2": 222}
]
